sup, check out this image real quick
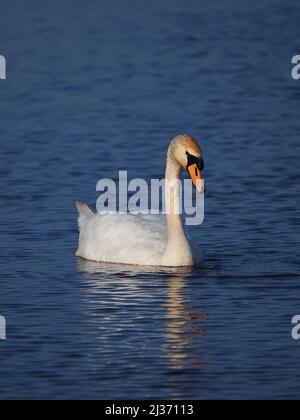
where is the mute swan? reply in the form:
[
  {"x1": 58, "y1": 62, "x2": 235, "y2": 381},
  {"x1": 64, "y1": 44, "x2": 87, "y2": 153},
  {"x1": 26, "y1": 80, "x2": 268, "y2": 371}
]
[{"x1": 76, "y1": 135, "x2": 205, "y2": 267}]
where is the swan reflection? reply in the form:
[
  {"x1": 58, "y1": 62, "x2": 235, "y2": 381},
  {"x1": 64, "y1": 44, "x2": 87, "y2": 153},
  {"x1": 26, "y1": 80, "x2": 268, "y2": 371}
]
[
  {"x1": 162, "y1": 273, "x2": 207, "y2": 372},
  {"x1": 77, "y1": 258, "x2": 207, "y2": 393}
]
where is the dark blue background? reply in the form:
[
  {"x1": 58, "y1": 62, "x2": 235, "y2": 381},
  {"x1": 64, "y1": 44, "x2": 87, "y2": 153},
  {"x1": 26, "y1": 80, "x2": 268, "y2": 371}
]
[{"x1": 0, "y1": 0, "x2": 300, "y2": 399}]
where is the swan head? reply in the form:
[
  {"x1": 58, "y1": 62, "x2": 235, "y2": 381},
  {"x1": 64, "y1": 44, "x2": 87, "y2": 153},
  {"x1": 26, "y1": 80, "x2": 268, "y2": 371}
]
[{"x1": 170, "y1": 134, "x2": 205, "y2": 192}]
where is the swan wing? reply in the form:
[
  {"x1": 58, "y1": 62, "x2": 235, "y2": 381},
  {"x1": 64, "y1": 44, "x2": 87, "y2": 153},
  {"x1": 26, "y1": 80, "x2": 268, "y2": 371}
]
[{"x1": 77, "y1": 212, "x2": 168, "y2": 265}]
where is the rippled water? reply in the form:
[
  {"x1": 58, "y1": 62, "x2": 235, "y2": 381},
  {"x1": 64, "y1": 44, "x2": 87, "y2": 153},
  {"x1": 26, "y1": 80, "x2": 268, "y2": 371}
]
[{"x1": 0, "y1": 0, "x2": 300, "y2": 400}]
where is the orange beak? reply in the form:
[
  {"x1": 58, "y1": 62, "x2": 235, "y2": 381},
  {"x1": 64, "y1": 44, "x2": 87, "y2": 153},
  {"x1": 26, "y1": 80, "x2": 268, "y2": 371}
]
[{"x1": 188, "y1": 164, "x2": 205, "y2": 193}]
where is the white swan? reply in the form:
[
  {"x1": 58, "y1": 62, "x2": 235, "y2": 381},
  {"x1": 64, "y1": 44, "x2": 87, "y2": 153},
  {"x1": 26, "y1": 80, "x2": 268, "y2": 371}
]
[{"x1": 76, "y1": 135, "x2": 205, "y2": 267}]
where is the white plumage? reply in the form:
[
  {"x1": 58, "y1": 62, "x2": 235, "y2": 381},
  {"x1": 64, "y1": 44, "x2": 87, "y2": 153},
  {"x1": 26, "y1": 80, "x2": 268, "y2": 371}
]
[
  {"x1": 76, "y1": 135, "x2": 204, "y2": 267},
  {"x1": 76, "y1": 209, "x2": 167, "y2": 266}
]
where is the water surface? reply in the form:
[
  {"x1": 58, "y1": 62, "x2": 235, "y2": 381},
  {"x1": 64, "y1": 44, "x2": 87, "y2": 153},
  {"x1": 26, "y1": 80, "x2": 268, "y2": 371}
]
[{"x1": 0, "y1": 0, "x2": 300, "y2": 400}]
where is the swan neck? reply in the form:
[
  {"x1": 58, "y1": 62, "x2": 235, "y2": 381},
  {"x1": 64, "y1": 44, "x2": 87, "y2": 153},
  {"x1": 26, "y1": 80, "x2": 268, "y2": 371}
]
[
  {"x1": 162, "y1": 149, "x2": 193, "y2": 266},
  {"x1": 165, "y1": 150, "x2": 189, "y2": 244}
]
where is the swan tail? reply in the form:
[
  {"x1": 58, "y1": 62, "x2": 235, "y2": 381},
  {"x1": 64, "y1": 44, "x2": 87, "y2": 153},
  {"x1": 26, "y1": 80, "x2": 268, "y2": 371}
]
[{"x1": 76, "y1": 201, "x2": 94, "y2": 230}]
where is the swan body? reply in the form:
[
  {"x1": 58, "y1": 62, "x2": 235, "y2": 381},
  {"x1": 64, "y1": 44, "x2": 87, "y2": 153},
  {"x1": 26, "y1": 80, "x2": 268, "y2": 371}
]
[
  {"x1": 76, "y1": 135, "x2": 205, "y2": 267},
  {"x1": 76, "y1": 211, "x2": 167, "y2": 266}
]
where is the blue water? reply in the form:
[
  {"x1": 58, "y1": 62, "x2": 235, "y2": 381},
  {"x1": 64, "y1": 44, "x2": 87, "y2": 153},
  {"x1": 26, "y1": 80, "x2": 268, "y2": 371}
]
[{"x1": 0, "y1": 0, "x2": 300, "y2": 400}]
